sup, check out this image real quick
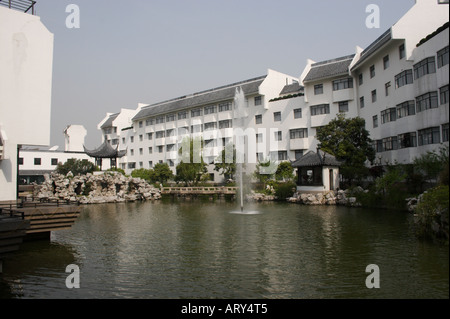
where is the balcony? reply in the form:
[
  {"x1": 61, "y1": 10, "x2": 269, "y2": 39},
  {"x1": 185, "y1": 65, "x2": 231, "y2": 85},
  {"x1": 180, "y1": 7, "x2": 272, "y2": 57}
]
[{"x1": 0, "y1": 0, "x2": 36, "y2": 15}]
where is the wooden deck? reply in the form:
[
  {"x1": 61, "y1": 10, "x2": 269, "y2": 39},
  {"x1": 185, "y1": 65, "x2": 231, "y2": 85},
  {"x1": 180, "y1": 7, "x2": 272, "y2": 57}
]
[{"x1": 0, "y1": 216, "x2": 30, "y2": 255}]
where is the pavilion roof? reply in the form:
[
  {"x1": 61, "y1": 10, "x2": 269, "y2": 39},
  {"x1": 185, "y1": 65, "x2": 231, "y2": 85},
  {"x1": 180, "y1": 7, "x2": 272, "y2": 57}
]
[
  {"x1": 84, "y1": 141, "x2": 126, "y2": 158},
  {"x1": 292, "y1": 150, "x2": 341, "y2": 168}
]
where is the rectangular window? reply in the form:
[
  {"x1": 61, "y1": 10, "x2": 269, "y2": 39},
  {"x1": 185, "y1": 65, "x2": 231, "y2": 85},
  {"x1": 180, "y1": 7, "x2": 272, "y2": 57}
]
[
  {"x1": 396, "y1": 101, "x2": 416, "y2": 119},
  {"x1": 381, "y1": 108, "x2": 397, "y2": 124},
  {"x1": 204, "y1": 122, "x2": 217, "y2": 131},
  {"x1": 139, "y1": 148, "x2": 143, "y2": 155},
  {"x1": 395, "y1": 69, "x2": 413, "y2": 88},
  {"x1": 358, "y1": 73, "x2": 363, "y2": 86},
  {"x1": 130, "y1": 149, "x2": 134, "y2": 156},
  {"x1": 254, "y1": 96, "x2": 262, "y2": 106},
  {"x1": 256, "y1": 133, "x2": 263, "y2": 143},
  {"x1": 157, "y1": 146, "x2": 164, "y2": 153},
  {"x1": 191, "y1": 108, "x2": 202, "y2": 118},
  {"x1": 398, "y1": 132, "x2": 417, "y2": 149},
  {"x1": 166, "y1": 129, "x2": 175, "y2": 137},
  {"x1": 178, "y1": 111, "x2": 188, "y2": 120},
  {"x1": 418, "y1": 127, "x2": 440, "y2": 146},
  {"x1": 148, "y1": 147, "x2": 153, "y2": 154},
  {"x1": 414, "y1": 57, "x2": 436, "y2": 79},
  {"x1": 338, "y1": 101, "x2": 349, "y2": 113},
  {"x1": 204, "y1": 139, "x2": 217, "y2": 148},
  {"x1": 373, "y1": 115, "x2": 378, "y2": 128},
  {"x1": 385, "y1": 82, "x2": 391, "y2": 96},
  {"x1": 18, "y1": 158, "x2": 24, "y2": 165},
  {"x1": 155, "y1": 131, "x2": 165, "y2": 139},
  {"x1": 290, "y1": 128, "x2": 308, "y2": 139},
  {"x1": 274, "y1": 131, "x2": 282, "y2": 141},
  {"x1": 139, "y1": 121, "x2": 143, "y2": 128},
  {"x1": 375, "y1": 140, "x2": 383, "y2": 153},
  {"x1": 139, "y1": 135, "x2": 143, "y2": 142},
  {"x1": 370, "y1": 65, "x2": 375, "y2": 78},
  {"x1": 219, "y1": 120, "x2": 232, "y2": 129},
  {"x1": 273, "y1": 112, "x2": 281, "y2": 122},
  {"x1": 293, "y1": 108, "x2": 302, "y2": 119},
  {"x1": 332, "y1": 78, "x2": 353, "y2": 91},
  {"x1": 383, "y1": 55, "x2": 390, "y2": 69},
  {"x1": 437, "y1": 46, "x2": 449, "y2": 68},
  {"x1": 130, "y1": 136, "x2": 134, "y2": 143},
  {"x1": 278, "y1": 151, "x2": 288, "y2": 161},
  {"x1": 166, "y1": 144, "x2": 175, "y2": 152},
  {"x1": 255, "y1": 114, "x2": 262, "y2": 125},
  {"x1": 416, "y1": 91, "x2": 439, "y2": 112},
  {"x1": 382, "y1": 137, "x2": 398, "y2": 151},
  {"x1": 166, "y1": 114, "x2": 175, "y2": 122},
  {"x1": 440, "y1": 85, "x2": 449, "y2": 105},
  {"x1": 149, "y1": 161, "x2": 153, "y2": 168},
  {"x1": 442, "y1": 123, "x2": 449, "y2": 142},
  {"x1": 51, "y1": 158, "x2": 58, "y2": 166},
  {"x1": 191, "y1": 124, "x2": 203, "y2": 133},
  {"x1": 204, "y1": 105, "x2": 217, "y2": 115},
  {"x1": 399, "y1": 44, "x2": 405, "y2": 59},
  {"x1": 371, "y1": 90, "x2": 377, "y2": 103},
  {"x1": 314, "y1": 84, "x2": 323, "y2": 95},
  {"x1": 146, "y1": 118, "x2": 154, "y2": 126},
  {"x1": 360, "y1": 96, "x2": 365, "y2": 109},
  {"x1": 147, "y1": 133, "x2": 153, "y2": 140},
  {"x1": 156, "y1": 116, "x2": 165, "y2": 124},
  {"x1": 311, "y1": 104, "x2": 330, "y2": 116},
  {"x1": 218, "y1": 102, "x2": 232, "y2": 112},
  {"x1": 295, "y1": 150, "x2": 304, "y2": 160}
]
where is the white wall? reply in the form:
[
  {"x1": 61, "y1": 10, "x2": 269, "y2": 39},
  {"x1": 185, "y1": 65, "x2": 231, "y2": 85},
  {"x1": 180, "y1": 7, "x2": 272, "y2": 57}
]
[
  {"x1": 64, "y1": 125, "x2": 87, "y2": 152},
  {"x1": 0, "y1": 7, "x2": 54, "y2": 201}
]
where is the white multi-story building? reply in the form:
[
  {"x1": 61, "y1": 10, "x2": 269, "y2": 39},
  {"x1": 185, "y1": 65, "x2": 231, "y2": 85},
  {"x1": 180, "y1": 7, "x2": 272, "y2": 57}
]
[
  {"x1": 97, "y1": 0, "x2": 448, "y2": 185},
  {"x1": 0, "y1": 2, "x2": 54, "y2": 201}
]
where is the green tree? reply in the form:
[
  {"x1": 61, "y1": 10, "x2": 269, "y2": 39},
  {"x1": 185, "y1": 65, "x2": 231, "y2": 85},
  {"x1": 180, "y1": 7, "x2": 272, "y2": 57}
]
[
  {"x1": 275, "y1": 161, "x2": 294, "y2": 181},
  {"x1": 214, "y1": 143, "x2": 237, "y2": 180},
  {"x1": 131, "y1": 168, "x2": 155, "y2": 182},
  {"x1": 413, "y1": 145, "x2": 449, "y2": 185},
  {"x1": 316, "y1": 113, "x2": 375, "y2": 186},
  {"x1": 153, "y1": 163, "x2": 174, "y2": 184},
  {"x1": 253, "y1": 159, "x2": 276, "y2": 187},
  {"x1": 175, "y1": 137, "x2": 208, "y2": 186},
  {"x1": 56, "y1": 158, "x2": 98, "y2": 176}
]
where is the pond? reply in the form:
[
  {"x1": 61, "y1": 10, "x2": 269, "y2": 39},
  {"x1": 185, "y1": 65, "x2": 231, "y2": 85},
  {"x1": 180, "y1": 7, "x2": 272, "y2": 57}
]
[{"x1": 0, "y1": 200, "x2": 448, "y2": 299}]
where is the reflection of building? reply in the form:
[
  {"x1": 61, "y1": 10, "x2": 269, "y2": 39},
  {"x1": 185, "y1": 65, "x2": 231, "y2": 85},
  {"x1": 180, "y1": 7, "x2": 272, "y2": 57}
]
[{"x1": 0, "y1": 2, "x2": 54, "y2": 201}]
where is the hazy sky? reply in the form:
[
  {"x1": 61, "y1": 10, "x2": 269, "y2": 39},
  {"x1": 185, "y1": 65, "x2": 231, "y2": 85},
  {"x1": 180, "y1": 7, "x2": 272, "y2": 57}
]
[{"x1": 34, "y1": 0, "x2": 415, "y2": 149}]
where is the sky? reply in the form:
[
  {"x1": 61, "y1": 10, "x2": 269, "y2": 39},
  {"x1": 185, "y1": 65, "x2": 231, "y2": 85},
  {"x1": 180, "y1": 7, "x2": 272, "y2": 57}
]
[{"x1": 34, "y1": 0, "x2": 415, "y2": 149}]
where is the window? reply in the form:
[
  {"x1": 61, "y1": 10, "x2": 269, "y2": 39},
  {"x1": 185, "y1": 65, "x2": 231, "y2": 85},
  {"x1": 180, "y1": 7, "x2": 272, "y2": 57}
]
[
  {"x1": 178, "y1": 111, "x2": 188, "y2": 120},
  {"x1": 414, "y1": 57, "x2": 436, "y2": 79},
  {"x1": 290, "y1": 128, "x2": 308, "y2": 139},
  {"x1": 437, "y1": 46, "x2": 449, "y2": 68},
  {"x1": 371, "y1": 90, "x2": 377, "y2": 103},
  {"x1": 382, "y1": 137, "x2": 398, "y2": 151},
  {"x1": 191, "y1": 108, "x2": 202, "y2": 117},
  {"x1": 148, "y1": 147, "x2": 153, "y2": 154},
  {"x1": 332, "y1": 78, "x2": 353, "y2": 91},
  {"x1": 418, "y1": 127, "x2": 440, "y2": 146},
  {"x1": 218, "y1": 102, "x2": 232, "y2": 112},
  {"x1": 191, "y1": 124, "x2": 203, "y2": 133},
  {"x1": 396, "y1": 101, "x2": 416, "y2": 119},
  {"x1": 139, "y1": 121, "x2": 143, "y2": 128},
  {"x1": 130, "y1": 149, "x2": 134, "y2": 156},
  {"x1": 147, "y1": 133, "x2": 153, "y2": 140},
  {"x1": 18, "y1": 158, "x2": 24, "y2": 165},
  {"x1": 338, "y1": 101, "x2": 349, "y2": 113},
  {"x1": 255, "y1": 114, "x2": 262, "y2": 125},
  {"x1": 373, "y1": 115, "x2": 378, "y2": 128},
  {"x1": 277, "y1": 151, "x2": 288, "y2": 161},
  {"x1": 204, "y1": 122, "x2": 217, "y2": 131},
  {"x1": 256, "y1": 152, "x2": 264, "y2": 162},
  {"x1": 155, "y1": 131, "x2": 165, "y2": 139},
  {"x1": 158, "y1": 146, "x2": 164, "y2": 153},
  {"x1": 358, "y1": 73, "x2": 363, "y2": 86},
  {"x1": 139, "y1": 162, "x2": 144, "y2": 168},
  {"x1": 204, "y1": 105, "x2": 217, "y2": 115},
  {"x1": 385, "y1": 82, "x2": 391, "y2": 96},
  {"x1": 293, "y1": 108, "x2": 302, "y2": 119},
  {"x1": 178, "y1": 127, "x2": 189, "y2": 135},
  {"x1": 395, "y1": 70, "x2": 413, "y2": 88},
  {"x1": 442, "y1": 123, "x2": 449, "y2": 142},
  {"x1": 256, "y1": 133, "x2": 263, "y2": 143},
  {"x1": 166, "y1": 144, "x2": 175, "y2": 152},
  {"x1": 273, "y1": 112, "x2": 281, "y2": 122},
  {"x1": 156, "y1": 116, "x2": 165, "y2": 124},
  {"x1": 204, "y1": 139, "x2": 216, "y2": 148},
  {"x1": 295, "y1": 150, "x2": 304, "y2": 160},
  {"x1": 375, "y1": 140, "x2": 383, "y2": 153},
  {"x1": 130, "y1": 136, "x2": 134, "y2": 143},
  {"x1": 398, "y1": 132, "x2": 417, "y2": 149},
  {"x1": 381, "y1": 108, "x2": 397, "y2": 124},
  {"x1": 311, "y1": 104, "x2": 330, "y2": 116},
  {"x1": 314, "y1": 84, "x2": 323, "y2": 95},
  {"x1": 298, "y1": 167, "x2": 323, "y2": 186},
  {"x1": 274, "y1": 131, "x2": 282, "y2": 141},
  {"x1": 254, "y1": 96, "x2": 262, "y2": 106},
  {"x1": 122, "y1": 138, "x2": 125, "y2": 144},
  {"x1": 51, "y1": 158, "x2": 58, "y2": 166},
  {"x1": 146, "y1": 118, "x2": 154, "y2": 126},
  {"x1": 128, "y1": 163, "x2": 136, "y2": 170},
  {"x1": 149, "y1": 161, "x2": 153, "y2": 168},
  {"x1": 383, "y1": 55, "x2": 390, "y2": 69},
  {"x1": 166, "y1": 129, "x2": 175, "y2": 137},
  {"x1": 360, "y1": 97, "x2": 365, "y2": 109},
  {"x1": 416, "y1": 91, "x2": 438, "y2": 112},
  {"x1": 399, "y1": 44, "x2": 405, "y2": 59},
  {"x1": 370, "y1": 65, "x2": 375, "y2": 78},
  {"x1": 139, "y1": 135, "x2": 143, "y2": 142},
  {"x1": 139, "y1": 148, "x2": 143, "y2": 155},
  {"x1": 219, "y1": 120, "x2": 232, "y2": 129},
  {"x1": 440, "y1": 85, "x2": 449, "y2": 105},
  {"x1": 166, "y1": 114, "x2": 175, "y2": 122}
]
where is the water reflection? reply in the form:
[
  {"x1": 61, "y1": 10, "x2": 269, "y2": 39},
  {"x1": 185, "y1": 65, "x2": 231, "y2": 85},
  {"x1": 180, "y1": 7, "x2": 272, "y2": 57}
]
[{"x1": 0, "y1": 201, "x2": 448, "y2": 299}]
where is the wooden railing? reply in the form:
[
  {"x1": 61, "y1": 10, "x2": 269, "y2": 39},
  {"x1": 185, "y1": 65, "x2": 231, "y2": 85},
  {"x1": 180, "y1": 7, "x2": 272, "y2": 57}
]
[{"x1": 161, "y1": 186, "x2": 237, "y2": 195}]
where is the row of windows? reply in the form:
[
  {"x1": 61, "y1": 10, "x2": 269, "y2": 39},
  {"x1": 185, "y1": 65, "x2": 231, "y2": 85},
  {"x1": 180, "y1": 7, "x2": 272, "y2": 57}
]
[
  {"x1": 313, "y1": 77, "x2": 354, "y2": 95},
  {"x1": 373, "y1": 124, "x2": 449, "y2": 153},
  {"x1": 19, "y1": 158, "x2": 59, "y2": 166}
]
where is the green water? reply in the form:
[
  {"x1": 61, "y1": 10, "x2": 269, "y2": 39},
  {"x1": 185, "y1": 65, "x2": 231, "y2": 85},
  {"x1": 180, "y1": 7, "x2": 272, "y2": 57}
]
[{"x1": 0, "y1": 201, "x2": 448, "y2": 299}]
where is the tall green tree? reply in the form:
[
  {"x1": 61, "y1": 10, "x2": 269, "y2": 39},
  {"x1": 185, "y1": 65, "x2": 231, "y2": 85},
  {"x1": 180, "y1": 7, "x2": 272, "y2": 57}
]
[
  {"x1": 275, "y1": 161, "x2": 295, "y2": 182},
  {"x1": 214, "y1": 143, "x2": 237, "y2": 180},
  {"x1": 153, "y1": 163, "x2": 174, "y2": 184},
  {"x1": 56, "y1": 158, "x2": 98, "y2": 176},
  {"x1": 316, "y1": 114, "x2": 375, "y2": 186},
  {"x1": 175, "y1": 137, "x2": 208, "y2": 186}
]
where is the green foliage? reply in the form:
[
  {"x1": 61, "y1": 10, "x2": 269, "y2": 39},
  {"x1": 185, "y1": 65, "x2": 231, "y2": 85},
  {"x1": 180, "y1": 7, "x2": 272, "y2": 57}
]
[
  {"x1": 316, "y1": 113, "x2": 375, "y2": 186},
  {"x1": 56, "y1": 158, "x2": 98, "y2": 176},
  {"x1": 214, "y1": 143, "x2": 237, "y2": 180},
  {"x1": 413, "y1": 145, "x2": 449, "y2": 184},
  {"x1": 107, "y1": 167, "x2": 126, "y2": 176},
  {"x1": 131, "y1": 168, "x2": 155, "y2": 182},
  {"x1": 275, "y1": 161, "x2": 294, "y2": 182},
  {"x1": 414, "y1": 185, "x2": 449, "y2": 244},
  {"x1": 175, "y1": 137, "x2": 208, "y2": 186},
  {"x1": 274, "y1": 181, "x2": 297, "y2": 201},
  {"x1": 253, "y1": 160, "x2": 276, "y2": 186},
  {"x1": 153, "y1": 163, "x2": 174, "y2": 184}
]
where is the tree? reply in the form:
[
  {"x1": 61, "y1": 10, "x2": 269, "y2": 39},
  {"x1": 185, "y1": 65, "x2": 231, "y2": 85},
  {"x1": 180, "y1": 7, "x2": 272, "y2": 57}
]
[
  {"x1": 131, "y1": 168, "x2": 155, "y2": 182},
  {"x1": 175, "y1": 137, "x2": 208, "y2": 186},
  {"x1": 316, "y1": 114, "x2": 375, "y2": 186},
  {"x1": 275, "y1": 161, "x2": 294, "y2": 181},
  {"x1": 56, "y1": 158, "x2": 98, "y2": 176},
  {"x1": 413, "y1": 145, "x2": 449, "y2": 185},
  {"x1": 214, "y1": 143, "x2": 237, "y2": 180},
  {"x1": 153, "y1": 163, "x2": 174, "y2": 184}
]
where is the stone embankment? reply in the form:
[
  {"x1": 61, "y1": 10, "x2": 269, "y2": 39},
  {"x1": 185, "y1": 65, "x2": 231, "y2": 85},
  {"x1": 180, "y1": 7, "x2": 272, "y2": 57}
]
[{"x1": 33, "y1": 172, "x2": 161, "y2": 204}]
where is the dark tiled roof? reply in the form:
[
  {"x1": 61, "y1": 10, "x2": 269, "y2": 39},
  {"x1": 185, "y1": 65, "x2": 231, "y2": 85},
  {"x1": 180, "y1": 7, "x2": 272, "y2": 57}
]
[
  {"x1": 279, "y1": 82, "x2": 304, "y2": 95},
  {"x1": 303, "y1": 55, "x2": 355, "y2": 83},
  {"x1": 100, "y1": 113, "x2": 119, "y2": 129},
  {"x1": 351, "y1": 29, "x2": 392, "y2": 71},
  {"x1": 292, "y1": 150, "x2": 341, "y2": 168},
  {"x1": 84, "y1": 141, "x2": 126, "y2": 158},
  {"x1": 133, "y1": 76, "x2": 266, "y2": 121}
]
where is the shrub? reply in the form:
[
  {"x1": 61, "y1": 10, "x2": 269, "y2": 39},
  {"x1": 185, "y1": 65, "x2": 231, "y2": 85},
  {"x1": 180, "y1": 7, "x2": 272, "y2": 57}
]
[{"x1": 274, "y1": 182, "x2": 297, "y2": 201}]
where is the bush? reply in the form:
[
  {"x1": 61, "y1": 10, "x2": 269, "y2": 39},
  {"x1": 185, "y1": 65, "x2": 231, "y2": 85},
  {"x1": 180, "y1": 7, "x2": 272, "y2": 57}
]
[
  {"x1": 274, "y1": 182, "x2": 297, "y2": 201},
  {"x1": 56, "y1": 158, "x2": 98, "y2": 176}
]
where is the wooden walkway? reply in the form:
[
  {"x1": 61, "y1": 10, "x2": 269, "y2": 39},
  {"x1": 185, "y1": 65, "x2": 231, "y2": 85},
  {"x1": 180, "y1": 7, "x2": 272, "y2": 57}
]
[{"x1": 161, "y1": 186, "x2": 237, "y2": 196}]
